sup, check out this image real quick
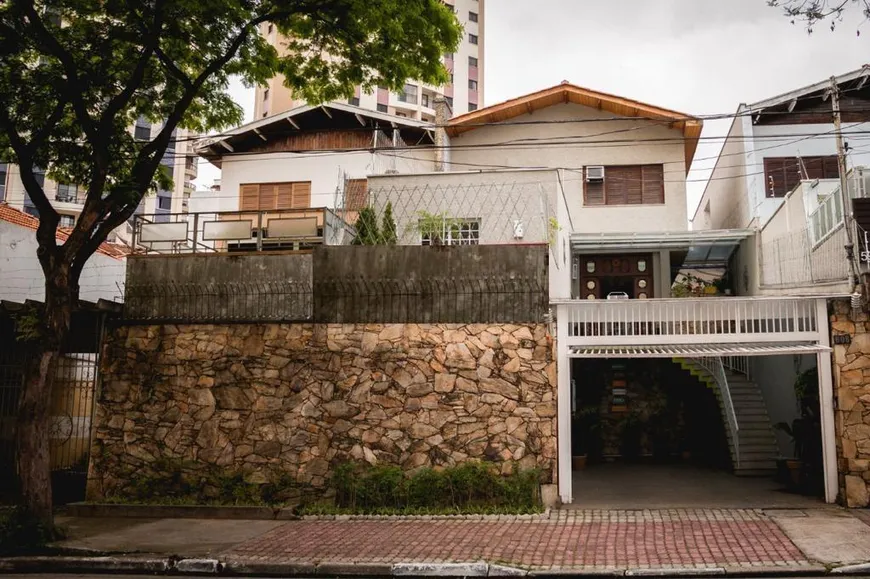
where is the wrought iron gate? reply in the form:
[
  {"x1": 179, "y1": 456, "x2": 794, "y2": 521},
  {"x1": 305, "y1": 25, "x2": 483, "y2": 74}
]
[{"x1": 0, "y1": 307, "x2": 106, "y2": 504}]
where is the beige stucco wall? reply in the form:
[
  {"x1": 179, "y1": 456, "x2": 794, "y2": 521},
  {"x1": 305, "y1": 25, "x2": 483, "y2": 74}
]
[
  {"x1": 692, "y1": 117, "x2": 749, "y2": 231},
  {"x1": 367, "y1": 169, "x2": 560, "y2": 245},
  {"x1": 448, "y1": 103, "x2": 689, "y2": 233}
]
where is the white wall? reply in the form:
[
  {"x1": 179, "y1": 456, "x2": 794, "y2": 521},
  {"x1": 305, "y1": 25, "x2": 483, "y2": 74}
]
[
  {"x1": 0, "y1": 221, "x2": 126, "y2": 303},
  {"x1": 448, "y1": 103, "x2": 690, "y2": 233},
  {"x1": 216, "y1": 149, "x2": 433, "y2": 213},
  {"x1": 692, "y1": 116, "x2": 750, "y2": 230},
  {"x1": 751, "y1": 122, "x2": 870, "y2": 226},
  {"x1": 750, "y1": 354, "x2": 816, "y2": 457}
]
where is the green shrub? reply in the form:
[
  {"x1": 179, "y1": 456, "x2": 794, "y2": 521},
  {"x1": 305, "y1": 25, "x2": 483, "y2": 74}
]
[{"x1": 330, "y1": 461, "x2": 541, "y2": 514}]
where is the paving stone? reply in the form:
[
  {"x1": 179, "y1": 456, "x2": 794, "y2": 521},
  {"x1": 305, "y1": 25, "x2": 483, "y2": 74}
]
[{"x1": 222, "y1": 509, "x2": 809, "y2": 572}]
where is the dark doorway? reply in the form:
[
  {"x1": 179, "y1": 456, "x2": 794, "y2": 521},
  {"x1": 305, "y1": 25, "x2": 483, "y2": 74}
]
[
  {"x1": 599, "y1": 277, "x2": 635, "y2": 299},
  {"x1": 570, "y1": 358, "x2": 731, "y2": 468}
]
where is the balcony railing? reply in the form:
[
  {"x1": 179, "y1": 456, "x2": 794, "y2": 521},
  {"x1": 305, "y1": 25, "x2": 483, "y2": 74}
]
[
  {"x1": 131, "y1": 208, "x2": 355, "y2": 255},
  {"x1": 555, "y1": 297, "x2": 819, "y2": 346}
]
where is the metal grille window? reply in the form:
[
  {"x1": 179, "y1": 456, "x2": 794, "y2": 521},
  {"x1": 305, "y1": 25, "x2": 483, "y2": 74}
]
[
  {"x1": 59, "y1": 214, "x2": 75, "y2": 227},
  {"x1": 421, "y1": 219, "x2": 480, "y2": 246},
  {"x1": 469, "y1": 56, "x2": 478, "y2": 67},
  {"x1": 397, "y1": 84, "x2": 418, "y2": 104},
  {"x1": 468, "y1": 102, "x2": 478, "y2": 112},
  {"x1": 469, "y1": 11, "x2": 478, "y2": 22},
  {"x1": 469, "y1": 79, "x2": 478, "y2": 91},
  {"x1": 377, "y1": 103, "x2": 388, "y2": 113},
  {"x1": 134, "y1": 118, "x2": 151, "y2": 141},
  {"x1": 469, "y1": 33, "x2": 478, "y2": 44}
]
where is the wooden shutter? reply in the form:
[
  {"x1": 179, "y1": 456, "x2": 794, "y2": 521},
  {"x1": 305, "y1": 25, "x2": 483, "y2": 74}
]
[
  {"x1": 641, "y1": 164, "x2": 664, "y2": 204},
  {"x1": 259, "y1": 184, "x2": 277, "y2": 210},
  {"x1": 584, "y1": 168, "x2": 604, "y2": 205},
  {"x1": 240, "y1": 184, "x2": 259, "y2": 210},
  {"x1": 604, "y1": 167, "x2": 628, "y2": 205},
  {"x1": 291, "y1": 181, "x2": 311, "y2": 208},
  {"x1": 763, "y1": 158, "x2": 787, "y2": 197},
  {"x1": 345, "y1": 179, "x2": 368, "y2": 211},
  {"x1": 276, "y1": 183, "x2": 294, "y2": 209}
]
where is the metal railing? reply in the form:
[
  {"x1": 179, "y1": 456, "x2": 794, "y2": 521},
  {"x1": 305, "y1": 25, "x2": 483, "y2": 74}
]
[
  {"x1": 723, "y1": 355, "x2": 750, "y2": 378},
  {"x1": 556, "y1": 297, "x2": 819, "y2": 346},
  {"x1": 689, "y1": 356, "x2": 740, "y2": 469},
  {"x1": 131, "y1": 208, "x2": 356, "y2": 254}
]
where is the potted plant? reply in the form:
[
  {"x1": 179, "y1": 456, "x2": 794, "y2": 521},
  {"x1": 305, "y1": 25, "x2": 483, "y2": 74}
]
[
  {"x1": 775, "y1": 367, "x2": 823, "y2": 493},
  {"x1": 713, "y1": 273, "x2": 732, "y2": 296},
  {"x1": 775, "y1": 418, "x2": 807, "y2": 488}
]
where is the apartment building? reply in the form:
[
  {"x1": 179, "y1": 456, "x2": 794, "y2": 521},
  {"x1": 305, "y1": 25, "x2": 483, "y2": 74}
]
[
  {"x1": 0, "y1": 122, "x2": 198, "y2": 241},
  {"x1": 253, "y1": 0, "x2": 485, "y2": 121}
]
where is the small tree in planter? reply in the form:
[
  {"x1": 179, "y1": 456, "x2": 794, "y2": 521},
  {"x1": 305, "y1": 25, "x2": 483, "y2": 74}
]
[
  {"x1": 352, "y1": 206, "x2": 381, "y2": 245},
  {"x1": 381, "y1": 202, "x2": 398, "y2": 245}
]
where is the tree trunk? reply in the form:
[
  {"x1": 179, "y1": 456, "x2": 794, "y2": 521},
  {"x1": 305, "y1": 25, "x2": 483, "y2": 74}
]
[{"x1": 16, "y1": 266, "x2": 75, "y2": 530}]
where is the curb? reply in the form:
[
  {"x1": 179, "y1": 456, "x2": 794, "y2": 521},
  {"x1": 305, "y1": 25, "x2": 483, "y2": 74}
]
[
  {"x1": 67, "y1": 502, "x2": 285, "y2": 520},
  {"x1": 0, "y1": 556, "x2": 840, "y2": 577}
]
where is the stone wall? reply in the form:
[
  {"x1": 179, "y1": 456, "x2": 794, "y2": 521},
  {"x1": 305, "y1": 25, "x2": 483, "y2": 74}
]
[
  {"x1": 88, "y1": 322, "x2": 557, "y2": 500},
  {"x1": 831, "y1": 299, "x2": 870, "y2": 507}
]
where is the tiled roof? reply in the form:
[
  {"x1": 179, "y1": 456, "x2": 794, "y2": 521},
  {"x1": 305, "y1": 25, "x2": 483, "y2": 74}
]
[{"x1": 0, "y1": 203, "x2": 129, "y2": 260}]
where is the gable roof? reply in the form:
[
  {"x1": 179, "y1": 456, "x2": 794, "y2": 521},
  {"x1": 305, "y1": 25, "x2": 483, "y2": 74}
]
[
  {"x1": 0, "y1": 203, "x2": 129, "y2": 260},
  {"x1": 446, "y1": 81, "x2": 703, "y2": 172},
  {"x1": 746, "y1": 64, "x2": 870, "y2": 111},
  {"x1": 196, "y1": 101, "x2": 435, "y2": 167}
]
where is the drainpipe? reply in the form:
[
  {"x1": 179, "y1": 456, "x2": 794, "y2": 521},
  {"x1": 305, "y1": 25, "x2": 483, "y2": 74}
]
[{"x1": 433, "y1": 96, "x2": 452, "y2": 172}]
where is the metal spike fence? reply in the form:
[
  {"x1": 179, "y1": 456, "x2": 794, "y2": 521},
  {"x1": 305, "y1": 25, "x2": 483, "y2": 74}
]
[
  {"x1": 124, "y1": 281, "x2": 314, "y2": 323},
  {"x1": 314, "y1": 276, "x2": 548, "y2": 324},
  {"x1": 336, "y1": 179, "x2": 558, "y2": 247}
]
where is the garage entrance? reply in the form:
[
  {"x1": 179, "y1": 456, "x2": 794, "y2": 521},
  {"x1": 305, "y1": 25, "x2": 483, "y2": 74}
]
[{"x1": 567, "y1": 357, "x2": 825, "y2": 509}]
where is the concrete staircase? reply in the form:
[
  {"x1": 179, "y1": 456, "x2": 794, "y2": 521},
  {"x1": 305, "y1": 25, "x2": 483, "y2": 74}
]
[
  {"x1": 724, "y1": 370, "x2": 779, "y2": 477},
  {"x1": 676, "y1": 359, "x2": 779, "y2": 477}
]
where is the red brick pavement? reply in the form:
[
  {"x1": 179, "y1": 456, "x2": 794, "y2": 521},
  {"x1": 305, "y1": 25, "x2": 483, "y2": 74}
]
[{"x1": 224, "y1": 510, "x2": 810, "y2": 571}]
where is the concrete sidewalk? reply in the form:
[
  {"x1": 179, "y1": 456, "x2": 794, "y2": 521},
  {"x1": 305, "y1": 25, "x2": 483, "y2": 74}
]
[{"x1": 3, "y1": 507, "x2": 870, "y2": 576}]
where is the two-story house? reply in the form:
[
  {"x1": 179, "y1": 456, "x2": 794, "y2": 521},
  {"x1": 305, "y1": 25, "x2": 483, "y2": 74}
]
[{"x1": 170, "y1": 82, "x2": 838, "y2": 507}]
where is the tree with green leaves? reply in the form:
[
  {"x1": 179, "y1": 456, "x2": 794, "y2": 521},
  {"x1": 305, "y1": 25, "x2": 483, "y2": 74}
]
[
  {"x1": 0, "y1": 0, "x2": 460, "y2": 529},
  {"x1": 381, "y1": 202, "x2": 398, "y2": 245},
  {"x1": 767, "y1": 0, "x2": 870, "y2": 33},
  {"x1": 352, "y1": 206, "x2": 381, "y2": 245}
]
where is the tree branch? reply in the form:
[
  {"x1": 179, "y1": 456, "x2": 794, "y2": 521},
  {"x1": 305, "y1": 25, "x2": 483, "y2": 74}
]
[{"x1": 15, "y1": 1, "x2": 97, "y2": 142}]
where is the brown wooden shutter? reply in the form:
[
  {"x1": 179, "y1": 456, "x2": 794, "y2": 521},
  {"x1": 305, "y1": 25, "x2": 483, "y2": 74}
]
[
  {"x1": 604, "y1": 167, "x2": 628, "y2": 205},
  {"x1": 240, "y1": 184, "x2": 259, "y2": 210},
  {"x1": 291, "y1": 182, "x2": 311, "y2": 208},
  {"x1": 641, "y1": 164, "x2": 664, "y2": 204},
  {"x1": 345, "y1": 179, "x2": 368, "y2": 211},
  {"x1": 821, "y1": 156, "x2": 840, "y2": 179},
  {"x1": 276, "y1": 183, "x2": 294, "y2": 209},
  {"x1": 763, "y1": 158, "x2": 786, "y2": 197},
  {"x1": 625, "y1": 167, "x2": 644, "y2": 205},
  {"x1": 584, "y1": 168, "x2": 604, "y2": 205},
  {"x1": 259, "y1": 184, "x2": 277, "y2": 209}
]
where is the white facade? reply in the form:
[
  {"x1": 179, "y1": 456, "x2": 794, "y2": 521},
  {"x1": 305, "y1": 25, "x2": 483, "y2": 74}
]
[
  {"x1": 0, "y1": 219, "x2": 126, "y2": 303},
  {"x1": 254, "y1": 0, "x2": 484, "y2": 120}
]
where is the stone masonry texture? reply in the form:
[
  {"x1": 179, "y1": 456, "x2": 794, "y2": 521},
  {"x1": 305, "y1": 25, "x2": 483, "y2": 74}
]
[
  {"x1": 88, "y1": 323, "x2": 556, "y2": 499},
  {"x1": 831, "y1": 298, "x2": 870, "y2": 507}
]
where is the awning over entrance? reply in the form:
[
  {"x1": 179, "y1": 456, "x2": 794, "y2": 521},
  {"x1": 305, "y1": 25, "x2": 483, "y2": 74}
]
[
  {"x1": 569, "y1": 342, "x2": 829, "y2": 358},
  {"x1": 570, "y1": 229, "x2": 754, "y2": 268}
]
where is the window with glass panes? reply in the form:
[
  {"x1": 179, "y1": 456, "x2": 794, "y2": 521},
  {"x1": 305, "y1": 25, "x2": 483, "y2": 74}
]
[{"x1": 420, "y1": 219, "x2": 480, "y2": 246}]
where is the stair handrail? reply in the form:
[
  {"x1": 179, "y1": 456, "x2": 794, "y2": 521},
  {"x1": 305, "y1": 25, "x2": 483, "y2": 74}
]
[
  {"x1": 688, "y1": 356, "x2": 740, "y2": 469},
  {"x1": 723, "y1": 355, "x2": 750, "y2": 379}
]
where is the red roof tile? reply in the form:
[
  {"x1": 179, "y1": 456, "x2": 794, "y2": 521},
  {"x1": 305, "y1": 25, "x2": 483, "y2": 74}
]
[{"x1": 0, "y1": 203, "x2": 129, "y2": 260}]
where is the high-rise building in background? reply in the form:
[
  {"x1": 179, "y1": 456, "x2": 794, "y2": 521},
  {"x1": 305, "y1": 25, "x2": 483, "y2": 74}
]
[
  {"x1": 254, "y1": 0, "x2": 485, "y2": 121},
  {"x1": 0, "y1": 122, "x2": 197, "y2": 243}
]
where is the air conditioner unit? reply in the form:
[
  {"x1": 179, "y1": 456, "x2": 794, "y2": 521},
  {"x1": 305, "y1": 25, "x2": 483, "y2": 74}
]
[{"x1": 586, "y1": 166, "x2": 605, "y2": 182}]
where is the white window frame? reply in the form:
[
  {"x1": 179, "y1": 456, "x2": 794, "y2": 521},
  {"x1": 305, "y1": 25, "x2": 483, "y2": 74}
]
[{"x1": 421, "y1": 218, "x2": 480, "y2": 246}]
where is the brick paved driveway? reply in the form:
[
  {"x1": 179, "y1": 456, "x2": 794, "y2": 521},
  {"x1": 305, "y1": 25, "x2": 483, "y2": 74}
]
[{"x1": 225, "y1": 510, "x2": 810, "y2": 571}]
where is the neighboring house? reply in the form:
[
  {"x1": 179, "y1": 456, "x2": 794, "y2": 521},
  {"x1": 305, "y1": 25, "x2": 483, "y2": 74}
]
[
  {"x1": 693, "y1": 65, "x2": 870, "y2": 231},
  {"x1": 0, "y1": 203, "x2": 127, "y2": 303},
  {"x1": 0, "y1": 122, "x2": 198, "y2": 244},
  {"x1": 254, "y1": 0, "x2": 485, "y2": 120}
]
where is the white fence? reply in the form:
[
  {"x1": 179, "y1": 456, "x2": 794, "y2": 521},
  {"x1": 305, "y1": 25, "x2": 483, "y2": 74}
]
[
  {"x1": 759, "y1": 225, "x2": 850, "y2": 288},
  {"x1": 557, "y1": 297, "x2": 820, "y2": 346}
]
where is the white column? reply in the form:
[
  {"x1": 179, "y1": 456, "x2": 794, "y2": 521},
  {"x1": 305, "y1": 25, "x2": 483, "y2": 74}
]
[
  {"x1": 816, "y1": 298, "x2": 838, "y2": 504},
  {"x1": 556, "y1": 304, "x2": 573, "y2": 504}
]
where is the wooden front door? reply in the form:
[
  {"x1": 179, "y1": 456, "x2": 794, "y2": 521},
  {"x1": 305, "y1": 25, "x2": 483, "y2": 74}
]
[{"x1": 578, "y1": 254, "x2": 654, "y2": 300}]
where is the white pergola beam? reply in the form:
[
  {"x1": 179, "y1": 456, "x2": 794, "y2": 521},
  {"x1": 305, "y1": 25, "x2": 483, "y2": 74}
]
[
  {"x1": 253, "y1": 128, "x2": 267, "y2": 142},
  {"x1": 219, "y1": 141, "x2": 234, "y2": 152},
  {"x1": 321, "y1": 106, "x2": 333, "y2": 118},
  {"x1": 287, "y1": 117, "x2": 300, "y2": 130}
]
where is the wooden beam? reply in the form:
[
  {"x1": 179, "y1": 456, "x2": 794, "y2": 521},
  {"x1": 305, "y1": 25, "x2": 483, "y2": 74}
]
[
  {"x1": 287, "y1": 117, "x2": 300, "y2": 130},
  {"x1": 354, "y1": 113, "x2": 366, "y2": 126},
  {"x1": 253, "y1": 128, "x2": 267, "y2": 142},
  {"x1": 526, "y1": 102, "x2": 533, "y2": 115},
  {"x1": 320, "y1": 106, "x2": 333, "y2": 118},
  {"x1": 219, "y1": 141, "x2": 234, "y2": 152}
]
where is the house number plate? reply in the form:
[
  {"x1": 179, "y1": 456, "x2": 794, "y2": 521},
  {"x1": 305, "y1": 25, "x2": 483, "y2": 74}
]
[{"x1": 833, "y1": 334, "x2": 852, "y2": 345}]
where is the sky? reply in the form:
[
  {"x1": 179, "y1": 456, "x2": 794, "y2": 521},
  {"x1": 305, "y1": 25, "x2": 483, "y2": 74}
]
[{"x1": 198, "y1": 0, "x2": 869, "y2": 216}]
